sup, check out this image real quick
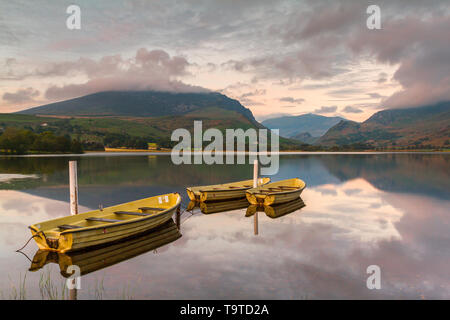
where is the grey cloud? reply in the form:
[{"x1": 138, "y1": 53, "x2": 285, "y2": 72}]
[
  {"x1": 2, "y1": 87, "x2": 39, "y2": 104},
  {"x1": 240, "y1": 89, "x2": 266, "y2": 98},
  {"x1": 377, "y1": 72, "x2": 388, "y2": 84},
  {"x1": 2, "y1": 0, "x2": 449, "y2": 109},
  {"x1": 36, "y1": 49, "x2": 190, "y2": 79},
  {"x1": 328, "y1": 88, "x2": 364, "y2": 97},
  {"x1": 342, "y1": 106, "x2": 363, "y2": 113},
  {"x1": 238, "y1": 97, "x2": 265, "y2": 107},
  {"x1": 45, "y1": 78, "x2": 207, "y2": 101},
  {"x1": 367, "y1": 93, "x2": 383, "y2": 99},
  {"x1": 348, "y1": 14, "x2": 450, "y2": 108},
  {"x1": 225, "y1": 1, "x2": 450, "y2": 108},
  {"x1": 314, "y1": 105, "x2": 337, "y2": 114},
  {"x1": 383, "y1": 45, "x2": 450, "y2": 108},
  {"x1": 279, "y1": 96, "x2": 304, "y2": 104}
]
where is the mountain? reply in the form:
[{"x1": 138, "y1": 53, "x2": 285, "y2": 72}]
[
  {"x1": 317, "y1": 101, "x2": 450, "y2": 148},
  {"x1": 261, "y1": 113, "x2": 345, "y2": 139},
  {"x1": 7, "y1": 90, "x2": 302, "y2": 150},
  {"x1": 290, "y1": 132, "x2": 319, "y2": 144},
  {"x1": 18, "y1": 90, "x2": 258, "y2": 124}
]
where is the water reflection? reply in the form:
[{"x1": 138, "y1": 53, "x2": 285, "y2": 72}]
[
  {"x1": 0, "y1": 153, "x2": 449, "y2": 299},
  {"x1": 29, "y1": 219, "x2": 182, "y2": 277},
  {"x1": 246, "y1": 198, "x2": 306, "y2": 219},
  {"x1": 197, "y1": 199, "x2": 249, "y2": 215},
  {"x1": 1, "y1": 153, "x2": 448, "y2": 206}
]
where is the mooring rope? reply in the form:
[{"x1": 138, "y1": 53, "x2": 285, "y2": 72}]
[
  {"x1": 15, "y1": 249, "x2": 35, "y2": 263},
  {"x1": 180, "y1": 211, "x2": 196, "y2": 225},
  {"x1": 15, "y1": 232, "x2": 43, "y2": 252},
  {"x1": 177, "y1": 201, "x2": 198, "y2": 225}
]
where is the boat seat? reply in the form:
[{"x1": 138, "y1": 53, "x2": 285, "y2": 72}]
[
  {"x1": 85, "y1": 217, "x2": 121, "y2": 223},
  {"x1": 58, "y1": 224, "x2": 83, "y2": 230},
  {"x1": 138, "y1": 207, "x2": 165, "y2": 211},
  {"x1": 114, "y1": 211, "x2": 150, "y2": 216}
]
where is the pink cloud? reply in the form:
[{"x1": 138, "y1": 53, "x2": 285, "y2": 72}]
[{"x1": 40, "y1": 48, "x2": 207, "y2": 101}]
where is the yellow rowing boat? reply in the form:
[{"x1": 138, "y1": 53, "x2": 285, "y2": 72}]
[
  {"x1": 29, "y1": 193, "x2": 181, "y2": 253},
  {"x1": 186, "y1": 178, "x2": 271, "y2": 202},
  {"x1": 246, "y1": 178, "x2": 306, "y2": 206},
  {"x1": 29, "y1": 219, "x2": 181, "y2": 276}
]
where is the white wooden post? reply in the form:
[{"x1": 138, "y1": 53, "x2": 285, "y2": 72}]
[
  {"x1": 253, "y1": 159, "x2": 259, "y2": 235},
  {"x1": 253, "y1": 159, "x2": 259, "y2": 188},
  {"x1": 69, "y1": 161, "x2": 78, "y2": 215}
]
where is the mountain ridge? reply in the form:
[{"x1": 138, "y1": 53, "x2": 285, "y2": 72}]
[
  {"x1": 18, "y1": 90, "x2": 259, "y2": 125},
  {"x1": 317, "y1": 101, "x2": 450, "y2": 148},
  {"x1": 262, "y1": 113, "x2": 345, "y2": 138}
]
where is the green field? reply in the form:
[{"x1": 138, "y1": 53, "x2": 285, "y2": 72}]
[{"x1": 0, "y1": 108, "x2": 302, "y2": 151}]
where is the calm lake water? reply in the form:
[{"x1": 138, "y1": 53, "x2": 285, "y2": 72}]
[{"x1": 0, "y1": 153, "x2": 449, "y2": 299}]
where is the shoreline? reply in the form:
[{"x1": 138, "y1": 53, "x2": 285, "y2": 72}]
[{"x1": 1, "y1": 150, "x2": 449, "y2": 158}]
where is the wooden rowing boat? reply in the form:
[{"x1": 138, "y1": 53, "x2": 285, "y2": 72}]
[
  {"x1": 245, "y1": 178, "x2": 306, "y2": 206},
  {"x1": 29, "y1": 193, "x2": 181, "y2": 253},
  {"x1": 186, "y1": 178, "x2": 271, "y2": 202},
  {"x1": 199, "y1": 198, "x2": 249, "y2": 214},
  {"x1": 29, "y1": 219, "x2": 181, "y2": 276}
]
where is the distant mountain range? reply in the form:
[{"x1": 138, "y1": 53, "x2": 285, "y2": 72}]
[
  {"x1": 262, "y1": 113, "x2": 345, "y2": 139},
  {"x1": 318, "y1": 101, "x2": 450, "y2": 148},
  {"x1": 7, "y1": 91, "x2": 450, "y2": 150}
]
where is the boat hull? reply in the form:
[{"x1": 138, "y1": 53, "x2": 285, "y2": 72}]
[{"x1": 29, "y1": 193, "x2": 181, "y2": 253}]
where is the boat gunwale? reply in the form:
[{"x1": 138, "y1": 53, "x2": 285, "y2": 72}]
[
  {"x1": 249, "y1": 185, "x2": 306, "y2": 196},
  {"x1": 188, "y1": 177, "x2": 271, "y2": 194},
  {"x1": 198, "y1": 186, "x2": 252, "y2": 193},
  {"x1": 246, "y1": 179, "x2": 306, "y2": 196},
  {"x1": 29, "y1": 193, "x2": 181, "y2": 235}
]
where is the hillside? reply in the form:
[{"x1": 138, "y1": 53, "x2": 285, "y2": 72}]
[
  {"x1": 262, "y1": 113, "x2": 345, "y2": 138},
  {"x1": 290, "y1": 132, "x2": 319, "y2": 144},
  {"x1": 2, "y1": 109, "x2": 301, "y2": 151},
  {"x1": 317, "y1": 101, "x2": 450, "y2": 148},
  {"x1": 18, "y1": 91, "x2": 258, "y2": 124},
  {"x1": 1, "y1": 107, "x2": 254, "y2": 148}
]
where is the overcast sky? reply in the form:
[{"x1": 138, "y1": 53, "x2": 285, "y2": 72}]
[{"x1": 0, "y1": 0, "x2": 449, "y2": 121}]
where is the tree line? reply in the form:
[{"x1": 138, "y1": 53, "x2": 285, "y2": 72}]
[{"x1": 0, "y1": 128, "x2": 83, "y2": 154}]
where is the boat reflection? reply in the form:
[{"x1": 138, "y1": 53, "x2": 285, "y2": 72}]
[
  {"x1": 246, "y1": 197, "x2": 305, "y2": 219},
  {"x1": 200, "y1": 198, "x2": 249, "y2": 214},
  {"x1": 29, "y1": 218, "x2": 181, "y2": 277},
  {"x1": 186, "y1": 198, "x2": 249, "y2": 215},
  {"x1": 246, "y1": 198, "x2": 306, "y2": 236}
]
